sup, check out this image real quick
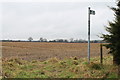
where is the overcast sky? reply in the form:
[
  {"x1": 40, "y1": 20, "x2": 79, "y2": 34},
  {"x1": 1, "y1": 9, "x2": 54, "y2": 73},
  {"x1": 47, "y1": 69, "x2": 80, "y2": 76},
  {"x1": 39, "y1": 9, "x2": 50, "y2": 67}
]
[{"x1": 0, "y1": 1, "x2": 116, "y2": 40}]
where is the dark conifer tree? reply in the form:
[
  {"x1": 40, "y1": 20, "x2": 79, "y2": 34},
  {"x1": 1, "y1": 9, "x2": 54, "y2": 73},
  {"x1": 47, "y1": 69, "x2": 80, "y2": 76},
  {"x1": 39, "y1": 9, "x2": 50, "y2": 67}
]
[{"x1": 102, "y1": 1, "x2": 120, "y2": 65}]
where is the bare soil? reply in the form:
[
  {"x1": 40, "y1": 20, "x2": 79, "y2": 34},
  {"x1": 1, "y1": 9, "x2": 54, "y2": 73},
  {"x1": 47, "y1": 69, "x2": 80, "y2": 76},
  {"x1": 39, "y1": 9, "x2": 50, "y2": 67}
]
[{"x1": 2, "y1": 42, "x2": 109, "y2": 61}]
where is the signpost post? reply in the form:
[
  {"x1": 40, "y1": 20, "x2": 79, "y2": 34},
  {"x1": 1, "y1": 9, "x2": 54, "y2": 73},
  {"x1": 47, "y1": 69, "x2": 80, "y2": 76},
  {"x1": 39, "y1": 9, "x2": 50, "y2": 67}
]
[{"x1": 88, "y1": 7, "x2": 95, "y2": 63}]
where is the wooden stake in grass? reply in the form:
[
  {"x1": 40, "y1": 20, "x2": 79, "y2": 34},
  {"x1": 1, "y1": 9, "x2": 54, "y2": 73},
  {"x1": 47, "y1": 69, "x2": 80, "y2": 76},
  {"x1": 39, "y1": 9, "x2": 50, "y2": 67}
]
[
  {"x1": 118, "y1": 65, "x2": 120, "y2": 78},
  {"x1": 100, "y1": 44, "x2": 103, "y2": 64}
]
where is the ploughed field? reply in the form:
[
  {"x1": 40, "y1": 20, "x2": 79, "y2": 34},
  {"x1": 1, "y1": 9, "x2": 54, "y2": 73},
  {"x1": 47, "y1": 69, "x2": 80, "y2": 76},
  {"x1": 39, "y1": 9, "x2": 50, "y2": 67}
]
[{"x1": 2, "y1": 42, "x2": 109, "y2": 61}]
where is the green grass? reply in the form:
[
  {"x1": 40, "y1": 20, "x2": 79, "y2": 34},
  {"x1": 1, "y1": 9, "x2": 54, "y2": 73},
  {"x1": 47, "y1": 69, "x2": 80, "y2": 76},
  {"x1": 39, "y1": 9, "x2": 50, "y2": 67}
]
[{"x1": 2, "y1": 55, "x2": 119, "y2": 78}]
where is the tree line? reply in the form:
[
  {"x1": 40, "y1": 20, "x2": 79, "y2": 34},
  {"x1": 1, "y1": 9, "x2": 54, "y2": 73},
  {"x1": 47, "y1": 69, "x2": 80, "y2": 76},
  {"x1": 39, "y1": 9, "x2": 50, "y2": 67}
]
[{"x1": 1, "y1": 37, "x2": 105, "y2": 43}]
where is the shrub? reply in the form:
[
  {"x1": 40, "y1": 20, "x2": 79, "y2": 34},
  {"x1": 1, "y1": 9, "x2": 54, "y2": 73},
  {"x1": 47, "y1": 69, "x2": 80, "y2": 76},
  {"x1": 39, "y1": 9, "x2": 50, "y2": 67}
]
[{"x1": 88, "y1": 62, "x2": 103, "y2": 70}]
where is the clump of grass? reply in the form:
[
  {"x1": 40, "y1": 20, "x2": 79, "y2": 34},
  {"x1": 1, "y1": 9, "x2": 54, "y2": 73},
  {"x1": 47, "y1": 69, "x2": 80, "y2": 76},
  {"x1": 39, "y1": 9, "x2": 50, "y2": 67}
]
[
  {"x1": 47, "y1": 57, "x2": 59, "y2": 63},
  {"x1": 87, "y1": 62, "x2": 103, "y2": 70},
  {"x1": 31, "y1": 60, "x2": 38, "y2": 63},
  {"x1": 82, "y1": 62, "x2": 89, "y2": 65},
  {"x1": 59, "y1": 61, "x2": 66, "y2": 65},
  {"x1": 43, "y1": 61, "x2": 48, "y2": 64},
  {"x1": 69, "y1": 65, "x2": 81, "y2": 74},
  {"x1": 107, "y1": 72, "x2": 118, "y2": 78},
  {"x1": 73, "y1": 56, "x2": 78, "y2": 60},
  {"x1": 73, "y1": 60, "x2": 78, "y2": 65},
  {"x1": 8, "y1": 58, "x2": 24, "y2": 65}
]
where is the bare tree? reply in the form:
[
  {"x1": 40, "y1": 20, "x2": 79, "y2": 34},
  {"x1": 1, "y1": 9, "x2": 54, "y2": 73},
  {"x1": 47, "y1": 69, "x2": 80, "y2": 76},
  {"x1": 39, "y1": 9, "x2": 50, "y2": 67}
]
[
  {"x1": 28, "y1": 37, "x2": 33, "y2": 42},
  {"x1": 39, "y1": 37, "x2": 44, "y2": 42},
  {"x1": 70, "y1": 38, "x2": 74, "y2": 43}
]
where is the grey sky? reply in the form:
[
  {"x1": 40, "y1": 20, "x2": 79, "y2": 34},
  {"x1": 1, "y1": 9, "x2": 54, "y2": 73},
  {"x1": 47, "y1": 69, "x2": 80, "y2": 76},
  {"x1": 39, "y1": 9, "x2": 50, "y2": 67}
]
[{"x1": 1, "y1": 2, "x2": 116, "y2": 40}]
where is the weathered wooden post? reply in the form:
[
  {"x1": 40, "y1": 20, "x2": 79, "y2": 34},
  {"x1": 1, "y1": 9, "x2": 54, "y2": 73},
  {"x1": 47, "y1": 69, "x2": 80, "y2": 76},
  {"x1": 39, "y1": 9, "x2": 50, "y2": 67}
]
[
  {"x1": 100, "y1": 44, "x2": 103, "y2": 64},
  {"x1": 118, "y1": 65, "x2": 120, "y2": 78}
]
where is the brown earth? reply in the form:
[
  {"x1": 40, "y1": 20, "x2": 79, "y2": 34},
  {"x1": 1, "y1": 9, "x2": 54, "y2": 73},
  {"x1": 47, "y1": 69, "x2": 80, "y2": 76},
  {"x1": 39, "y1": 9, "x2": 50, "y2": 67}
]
[{"x1": 2, "y1": 42, "x2": 109, "y2": 61}]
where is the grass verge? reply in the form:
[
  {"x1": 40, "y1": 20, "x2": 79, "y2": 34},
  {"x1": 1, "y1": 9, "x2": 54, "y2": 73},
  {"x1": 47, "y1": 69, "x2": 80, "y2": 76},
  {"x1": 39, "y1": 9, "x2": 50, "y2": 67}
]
[{"x1": 2, "y1": 55, "x2": 118, "y2": 78}]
